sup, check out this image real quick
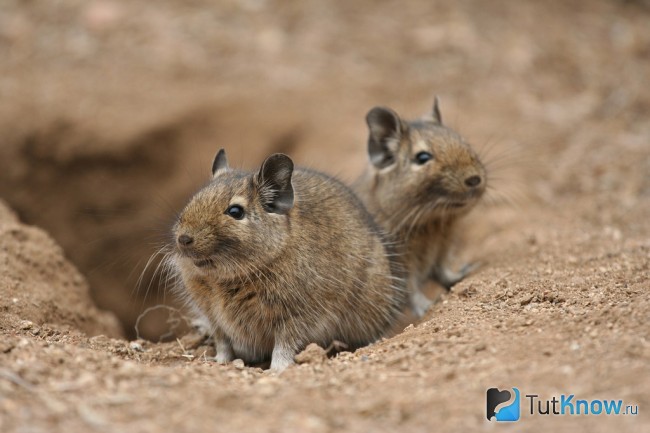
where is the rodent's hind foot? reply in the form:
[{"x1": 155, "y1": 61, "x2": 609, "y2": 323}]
[{"x1": 434, "y1": 261, "x2": 481, "y2": 290}]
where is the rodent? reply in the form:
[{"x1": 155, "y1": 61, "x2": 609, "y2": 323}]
[
  {"x1": 354, "y1": 97, "x2": 486, "y2": 317},
  {"x1": 171, "y1": 150, "x2": 406, "y2": 371}
]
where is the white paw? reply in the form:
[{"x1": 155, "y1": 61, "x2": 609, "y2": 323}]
[
  {"x1": 270, "y1": 344, "x2": 295, "y2": 372},
  {"x1": 190, "y1": 314, "x2": 212, "y2": 337},
  {"x1": 214, "y1": 339, "x2": 235, "y2": 364},
  {"x1": 214, "y1": 351, "x2": 234, "y2": 364},
  {"x1": 410, "y1": 289, "x2": 433, "y2": 318}
]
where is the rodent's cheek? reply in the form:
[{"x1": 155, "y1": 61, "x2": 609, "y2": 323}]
[
  {"x1": 412, "y1": 163, "x2": 444, "y2": 187},
  {"x1": 421, "y1": 175, "x2": 451, "y2": 199},
  {"x1": 409, "y1": 161, "x2": 431, "y2": 172},
  {"x1": 249, "y1": 217, "x2": 287, "y2": 253}
]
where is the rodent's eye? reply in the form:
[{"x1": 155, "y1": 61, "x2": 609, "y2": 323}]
[
  {"x1": 415, "y1": 151, "x2": 433, "y2": 165},
  {"x1": 226, "y1": 205, "x2": 245, "y2": 220}
]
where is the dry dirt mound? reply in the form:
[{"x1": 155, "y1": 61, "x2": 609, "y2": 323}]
[{"x1": 0, "y1": 200, "x2": 121, "y2": 338}]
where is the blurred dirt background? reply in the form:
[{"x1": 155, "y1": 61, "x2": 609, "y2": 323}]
[{"x1": 0, "y1": 0, "x2": 649, "y2": 432}]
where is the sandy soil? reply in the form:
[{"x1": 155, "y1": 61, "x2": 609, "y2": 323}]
[{"x1": 0, "y1": 0, "x2": 649, "y2": 432}]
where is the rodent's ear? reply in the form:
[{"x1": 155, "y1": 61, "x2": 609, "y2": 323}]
[
  {"x1": 255, "y1": 153, "x2": 294, "y2": 214},
  {"x1": 366, "y1": 107, "x2": 402, "y2": 169},
  {"x1": 211, "y1": 148, "x2": 229, "y2": 177},
  {"x1": 432, "y1": 95, "x2": 443, "y2": 124}
]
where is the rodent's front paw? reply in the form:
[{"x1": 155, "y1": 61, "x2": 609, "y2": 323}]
[
  {"x1": 190, "y1": 317, "x2": 212, "y2": 337},
  {"x1": 214, "y1": 351, "x2": 234, "y2": 364},
  {"x1": 270, "y1": 344, "x2": 296, "y2": 372},
  {"x1": 214, "y1": 338, "x2": 235, "y2": 364},
  {"x1": 409, "y1": 289, "x2": 433, "y2": 318}
]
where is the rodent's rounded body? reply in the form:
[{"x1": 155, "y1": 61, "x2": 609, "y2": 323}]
[
  {"x1": 172, "y1": 152, "x2": 406, "y2": 370},
  {"x1": 354, "y1": 99, "x2": 486, "y2": 316}
]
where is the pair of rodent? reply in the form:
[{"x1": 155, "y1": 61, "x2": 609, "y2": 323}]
[{"x1": 171, "y1": 98, "x2": 485, "y2": 370}]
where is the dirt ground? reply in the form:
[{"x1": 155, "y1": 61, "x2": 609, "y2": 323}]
[{"x1": 1, "y1": 0, "x2": 649, "y2": 432}]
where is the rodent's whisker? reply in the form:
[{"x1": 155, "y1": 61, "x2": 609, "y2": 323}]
[
  {"x1": 133, "y1": 246, "x2": 168, "y2": 304},
  {"x1": 481, "y1": 187, "x2": 527, "y2": 209}
]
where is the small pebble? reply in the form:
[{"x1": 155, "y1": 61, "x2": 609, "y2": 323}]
[
  {"x1": 129, "y1": 341, "x2": 144, "y2": 352},
  {"x1": 570, "y1": 342, "x2": 580, "y2": 351},
  {"x1": 19, "y1": 320, "x2": 33, "y2": 330},
  {"x1": 295, "y1": 343, "x2": 327, "y2": 365}
]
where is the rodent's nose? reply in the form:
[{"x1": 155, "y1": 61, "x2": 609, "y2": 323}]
[
  {"x1": 177, "y1": 234, "x2": 194, "y2": 246},
  {"x1": 464, "y1": 175, "x2": 482, "y2": 188}
]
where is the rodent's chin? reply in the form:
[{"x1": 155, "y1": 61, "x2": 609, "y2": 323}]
[
  {"x1": 173, "y1": 249, "x2": 214, "y2": 269},
  {"x1": 175, "y1": 254, "x2": 218, "y2": 273},
  {"x1": 192, "y1": 258, "x2": 214, "y2": 268},
  {"x1": 431, "y1": 197, "x2": 480, "y2": 216}
]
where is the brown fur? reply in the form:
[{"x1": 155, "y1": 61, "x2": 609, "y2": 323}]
[
  {"x1": 170, "y1": 151, "x2": 406, "y2": 370},
  {"x1": 354, "y1": 99, "x2": 486, "y2": 317}
]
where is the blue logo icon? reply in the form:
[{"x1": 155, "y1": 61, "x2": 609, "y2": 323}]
[{"x1": 487, "y1": 387, "x2": 520, "y2": 422}]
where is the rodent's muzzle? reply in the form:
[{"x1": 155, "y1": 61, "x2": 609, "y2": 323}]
[
  {"x1": 175, "y1": 233, "x2": 214, "y2": 267},
  {"x1": 428, "y1": 174, "x2": 485, "y2": 198},
  {"x1": 425, "y1": 169, "x2": 486, "y2": 211},
  {"x1": 177, "y1": 234, "x2": 193, "y2": 247}
]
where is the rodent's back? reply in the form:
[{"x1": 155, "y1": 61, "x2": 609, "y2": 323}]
[
  {"x1": 263, "y1": 168, "x2": 406, "y2": 347},
  {"x1": 292, "y1": 168, "x2": 387, "y2": 250}
]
